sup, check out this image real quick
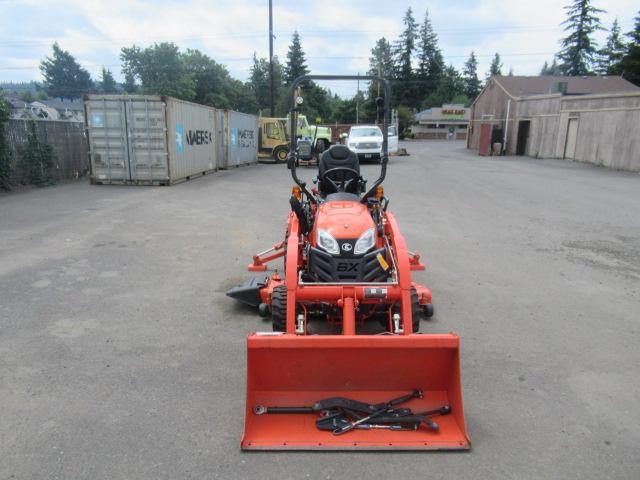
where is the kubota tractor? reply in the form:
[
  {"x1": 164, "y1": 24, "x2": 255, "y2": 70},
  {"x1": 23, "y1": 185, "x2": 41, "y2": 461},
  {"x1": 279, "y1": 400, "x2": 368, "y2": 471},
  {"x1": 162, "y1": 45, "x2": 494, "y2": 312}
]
[{"x1": 228, "y1": 75, "x2": 469, "y2": 451}]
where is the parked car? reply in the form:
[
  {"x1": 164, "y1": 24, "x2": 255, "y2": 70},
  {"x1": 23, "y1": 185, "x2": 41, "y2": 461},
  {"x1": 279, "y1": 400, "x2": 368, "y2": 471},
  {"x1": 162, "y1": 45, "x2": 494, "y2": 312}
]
[
  {"x1": 347, "y1": 125, "x2": 383, "y2": 163},
  {"x1": 387, "y1": 124, "x2": 399, "y2": 154}
]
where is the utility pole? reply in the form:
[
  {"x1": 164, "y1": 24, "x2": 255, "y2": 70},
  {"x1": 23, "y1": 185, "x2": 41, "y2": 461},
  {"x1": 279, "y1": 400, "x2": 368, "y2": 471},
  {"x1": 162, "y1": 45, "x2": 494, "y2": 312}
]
[
  {"x1": 377, "y1": 64, "x2": 381, "y2": 124},
  {"x1": 268, "y1": 0, "x2": 275, "y2": 117},
  {"x1": 356, "y1": 73, "x2": 359, "y2": 124}
]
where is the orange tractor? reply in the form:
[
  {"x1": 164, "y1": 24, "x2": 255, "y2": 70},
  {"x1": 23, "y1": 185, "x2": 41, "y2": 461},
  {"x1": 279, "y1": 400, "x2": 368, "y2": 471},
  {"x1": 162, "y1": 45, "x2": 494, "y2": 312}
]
[{"x1": 228, "y1": 75, "x2": 469, "y2": 450}]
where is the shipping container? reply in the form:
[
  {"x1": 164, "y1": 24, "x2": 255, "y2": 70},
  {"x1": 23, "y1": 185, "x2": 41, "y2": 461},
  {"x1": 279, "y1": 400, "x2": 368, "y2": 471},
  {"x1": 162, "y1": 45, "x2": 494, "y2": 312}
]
[
  {"x1": 84, "y1": 95, "x2": 217, "y2": 185},
  {"x1": 224, "y1": 110, "x2": 258, "y2": 169}
]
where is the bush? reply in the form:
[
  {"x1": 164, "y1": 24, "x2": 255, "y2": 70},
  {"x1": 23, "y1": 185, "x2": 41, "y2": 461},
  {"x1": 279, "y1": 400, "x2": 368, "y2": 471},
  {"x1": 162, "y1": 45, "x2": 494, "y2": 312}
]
[
  {"x1": 0, "y1": 89, "x2": 11, "y2": 190},
  {"x1": 18, "y1": 121, "x2": 56, "y2": 187},
  {"x1": 396, "y1": 105, "x2": 414, "y2": 139}
]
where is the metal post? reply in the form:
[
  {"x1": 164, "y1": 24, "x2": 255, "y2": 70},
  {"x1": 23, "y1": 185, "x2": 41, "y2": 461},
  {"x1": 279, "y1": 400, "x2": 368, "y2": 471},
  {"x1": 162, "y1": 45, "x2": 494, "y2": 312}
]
[
  {"x1": 268, "y1": 0, "x2": 275, "y2": 117},
  {"x1": 342, "y1": 297, "x2": 356, "y2": 335},
  {"x1": 503, "y1": 99, "x2": 511, "y2": 155}
]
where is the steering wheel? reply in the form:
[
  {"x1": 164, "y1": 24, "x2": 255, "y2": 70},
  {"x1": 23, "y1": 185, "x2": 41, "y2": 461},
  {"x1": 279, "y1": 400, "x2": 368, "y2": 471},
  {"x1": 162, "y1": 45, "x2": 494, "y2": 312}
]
[{"x1": 320, "y1": 167, "x2": 362, "y2": 193}]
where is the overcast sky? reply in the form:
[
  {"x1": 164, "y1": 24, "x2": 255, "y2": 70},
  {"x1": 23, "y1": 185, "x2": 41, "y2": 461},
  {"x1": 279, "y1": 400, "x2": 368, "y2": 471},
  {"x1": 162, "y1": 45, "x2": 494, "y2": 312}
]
[{"x1": 1, "y1": 0, "x2": 638, "y2": 96}]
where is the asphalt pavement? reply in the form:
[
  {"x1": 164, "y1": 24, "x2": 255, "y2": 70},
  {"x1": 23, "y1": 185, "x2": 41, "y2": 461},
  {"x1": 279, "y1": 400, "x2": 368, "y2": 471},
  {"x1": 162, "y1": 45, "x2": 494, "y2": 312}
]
[{"x1": 1, "y1": 141, "x2": 639, "y2": 479}]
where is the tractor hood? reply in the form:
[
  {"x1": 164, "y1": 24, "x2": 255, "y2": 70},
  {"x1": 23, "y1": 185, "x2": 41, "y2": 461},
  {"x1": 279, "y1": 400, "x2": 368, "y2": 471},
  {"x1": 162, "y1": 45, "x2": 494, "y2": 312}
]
[{"x1": 314, "y1": 201, "x2": 375, "y2": 240}]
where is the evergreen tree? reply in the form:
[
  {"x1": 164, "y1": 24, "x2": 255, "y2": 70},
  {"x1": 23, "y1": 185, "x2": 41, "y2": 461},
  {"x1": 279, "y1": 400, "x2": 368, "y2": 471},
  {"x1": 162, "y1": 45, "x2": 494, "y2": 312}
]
[
  {"x1": 422, "y1": 65, "x2": 466, "y2": 108},
  {"x1": 365, "y1": 37, "x2": 394, "y2": 120},
  {"x1": 557, "y1": 0, "x2": 605, "y2": 75},
  {"x1": 281, "y1": 32, "x2": 330, "y2": 120},
  {"x1": 100, "y1": 67, "x2": 117, "y2": 93},
  {"x1": 416, "y1": 9, "x2": 444, "y2": 96},
  {"x1": 368, "y1": 38, "x2": 395, "y2": 85},
  {"x1": 0, "y1": 88, "x2": 11, "y2": 190},
  {"x1": 393, "y1": 7, "x2": 418, "y2": 106},
  {"x1": 618, "y1": 11, "x2": 640, "y2": 86},
  {"x1": 595, "y1": 19, "x2": 626, "y2": 74},
  {"x1": 284, "y1": 31, "x2": 309, "y2": 85},
  {"x1": 463, "y1": 51, "x2": 481, "y2": 99},
  {"x1": 541, "y1": 58, "x2": 562, "y2": 75},
  {"x1": 487, "y1": 53, "x2": 503, "y2": 79},
  {"x1": 540, "y1": 61, "x2": 549, "y2": 75},
  {"x1": 40, "y1": 43, "x2": 93, "y2": 100}
]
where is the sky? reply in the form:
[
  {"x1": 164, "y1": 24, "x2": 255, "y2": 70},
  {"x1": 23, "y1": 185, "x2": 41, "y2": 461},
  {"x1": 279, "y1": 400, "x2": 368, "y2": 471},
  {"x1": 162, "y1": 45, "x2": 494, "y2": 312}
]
[{"x1": 0, "y1": 0, "x2": 638, "y2": 97}]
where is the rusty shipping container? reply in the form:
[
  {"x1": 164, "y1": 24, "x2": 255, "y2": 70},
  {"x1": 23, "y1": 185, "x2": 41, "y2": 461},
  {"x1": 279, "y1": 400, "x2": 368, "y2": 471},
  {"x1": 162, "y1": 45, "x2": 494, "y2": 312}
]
[{"x1": 84, "y1": 95, "x2": 217, "y2": 185}]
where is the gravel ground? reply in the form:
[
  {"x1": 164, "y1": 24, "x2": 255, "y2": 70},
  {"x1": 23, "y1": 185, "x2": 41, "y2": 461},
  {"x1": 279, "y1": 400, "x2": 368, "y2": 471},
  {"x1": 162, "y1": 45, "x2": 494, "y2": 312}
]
[{"x1": 1, "y1": 141, "x2": 639, "y2": 479}]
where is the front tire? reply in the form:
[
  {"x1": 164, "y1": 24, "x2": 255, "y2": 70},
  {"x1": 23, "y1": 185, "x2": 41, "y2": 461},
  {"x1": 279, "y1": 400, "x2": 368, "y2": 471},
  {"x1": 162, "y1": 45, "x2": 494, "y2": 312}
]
[
  {"x1": 273, "y1": 146, "x2": 288, "y2": 163},
  {"x1": 271, "y1": 285, "x2": 287, "y2": 332},
  {"x1": 382, "y1": 288, "x2": 421, "y2": 333},
  {"x1": 410, "y1": 288, "x2": 421, "y2": 333}
]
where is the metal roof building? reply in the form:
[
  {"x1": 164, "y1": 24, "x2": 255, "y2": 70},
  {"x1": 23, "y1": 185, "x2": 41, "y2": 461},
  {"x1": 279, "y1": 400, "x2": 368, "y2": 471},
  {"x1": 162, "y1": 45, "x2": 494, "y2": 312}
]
[{"x1": 467, "y1": 75, "x2": 640, "y2": 171}]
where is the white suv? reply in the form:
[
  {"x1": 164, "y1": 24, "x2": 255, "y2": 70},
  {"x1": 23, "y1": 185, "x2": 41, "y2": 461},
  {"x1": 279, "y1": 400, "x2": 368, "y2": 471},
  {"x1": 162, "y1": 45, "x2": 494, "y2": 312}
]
[{"x1": 347, "y1": 125, "x2": 383, "y2": 163}]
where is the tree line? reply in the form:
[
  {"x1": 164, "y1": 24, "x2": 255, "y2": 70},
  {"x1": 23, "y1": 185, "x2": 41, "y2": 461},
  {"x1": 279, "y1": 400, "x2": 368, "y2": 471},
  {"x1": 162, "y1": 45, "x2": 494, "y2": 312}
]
[{"x1": 7, "y1": 1, "x2": 640, "y2": 126}]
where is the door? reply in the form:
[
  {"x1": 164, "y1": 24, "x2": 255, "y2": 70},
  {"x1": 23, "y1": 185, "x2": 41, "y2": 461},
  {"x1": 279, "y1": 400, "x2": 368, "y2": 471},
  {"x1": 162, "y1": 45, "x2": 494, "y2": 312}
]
[
  {"x1": 125, "y1": 98, "x2": 169, "y2": 183},
  {"x1": 564, "y1": 118, "x2": 578, "y2": 159},
  {"x1": 516, "y1": 120, "x2": 530, "y2": 156},
  {"x1": 479, "y1": 123, "x2": 493, "y2": 156},
  {"x1": 85, "y1": 97, "x2": 130, "y2": 183},
  {"x1": 387, "y1": 125, "x2": 399, "y2": 153}
]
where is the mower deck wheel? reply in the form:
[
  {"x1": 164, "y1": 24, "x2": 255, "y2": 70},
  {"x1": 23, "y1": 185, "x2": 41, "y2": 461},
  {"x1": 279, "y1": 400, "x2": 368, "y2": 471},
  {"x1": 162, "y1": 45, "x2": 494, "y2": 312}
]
[
  {"x1": 410, "y1": 287, "x2": 421, "y2": 332},
  {"x1": 423, "y1": 303, "x2": 434, "y2": 318}
]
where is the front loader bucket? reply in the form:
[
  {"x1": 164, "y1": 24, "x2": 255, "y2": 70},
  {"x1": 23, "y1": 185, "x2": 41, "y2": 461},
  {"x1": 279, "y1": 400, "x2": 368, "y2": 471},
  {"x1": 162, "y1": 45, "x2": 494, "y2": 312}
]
[{"x1": 242, "y1": 334, "x2": 470, "y2": 451}]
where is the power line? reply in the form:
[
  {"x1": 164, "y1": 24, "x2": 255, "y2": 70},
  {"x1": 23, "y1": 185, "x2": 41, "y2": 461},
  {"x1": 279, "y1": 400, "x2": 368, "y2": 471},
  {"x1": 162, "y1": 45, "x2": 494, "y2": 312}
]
[{"x1": 1, "y1": 22, "x2": 632, "y2": 48}]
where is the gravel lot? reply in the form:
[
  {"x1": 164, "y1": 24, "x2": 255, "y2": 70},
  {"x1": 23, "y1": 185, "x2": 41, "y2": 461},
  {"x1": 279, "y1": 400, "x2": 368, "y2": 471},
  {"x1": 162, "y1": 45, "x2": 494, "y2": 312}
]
[{"x1": 1, "y1": 141, "x2": 639, "y2": 479}]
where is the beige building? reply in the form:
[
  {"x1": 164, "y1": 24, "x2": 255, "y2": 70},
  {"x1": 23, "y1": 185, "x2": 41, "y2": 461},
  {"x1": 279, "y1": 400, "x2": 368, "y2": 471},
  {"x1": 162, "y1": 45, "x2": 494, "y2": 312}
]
[
  {"x1": 412, "y1": 104, "x2": 470, "y2": 140},
  {"x1": 468, "y1": 75, "x2": 640, "y2": 171}
]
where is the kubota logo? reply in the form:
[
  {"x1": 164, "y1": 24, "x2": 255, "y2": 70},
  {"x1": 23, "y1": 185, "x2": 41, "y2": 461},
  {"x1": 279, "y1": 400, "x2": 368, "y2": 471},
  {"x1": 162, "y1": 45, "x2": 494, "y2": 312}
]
[{"x1": 341, "y1": 243, "x2": 353, "y2": 252}]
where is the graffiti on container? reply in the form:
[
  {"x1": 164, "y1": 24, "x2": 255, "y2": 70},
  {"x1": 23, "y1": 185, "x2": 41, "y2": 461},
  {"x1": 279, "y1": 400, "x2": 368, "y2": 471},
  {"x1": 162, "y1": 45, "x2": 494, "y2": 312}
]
[
  {"x1": 186, "y1": 130, "x2": 213, "y2": 145},
  {"x1": 230, "y1": 128, "x2": 255, "y2": 149},
  {"x1": 175, "y1": 124, "x2": 213, "y2": 154}
]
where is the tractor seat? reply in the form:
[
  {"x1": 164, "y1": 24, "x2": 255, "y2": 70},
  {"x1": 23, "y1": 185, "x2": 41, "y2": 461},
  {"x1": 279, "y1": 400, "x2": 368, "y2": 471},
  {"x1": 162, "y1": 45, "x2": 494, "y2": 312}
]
[{"x1": 318, "y1": 145, "x2": 361, "y2": 196}]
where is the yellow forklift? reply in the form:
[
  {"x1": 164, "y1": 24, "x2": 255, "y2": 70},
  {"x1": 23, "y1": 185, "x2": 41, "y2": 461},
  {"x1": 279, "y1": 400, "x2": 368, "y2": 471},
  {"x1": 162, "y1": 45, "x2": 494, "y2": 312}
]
[{"x1": 258, "y1": 117, "x2": 290, "y2": 163}]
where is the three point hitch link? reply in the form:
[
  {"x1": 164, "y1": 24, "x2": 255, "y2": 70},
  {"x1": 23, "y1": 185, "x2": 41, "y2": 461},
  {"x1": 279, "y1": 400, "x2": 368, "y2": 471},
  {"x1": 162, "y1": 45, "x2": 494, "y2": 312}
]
[{"x1": 253, "y1": 390, "x2": 451, "y2": 435}]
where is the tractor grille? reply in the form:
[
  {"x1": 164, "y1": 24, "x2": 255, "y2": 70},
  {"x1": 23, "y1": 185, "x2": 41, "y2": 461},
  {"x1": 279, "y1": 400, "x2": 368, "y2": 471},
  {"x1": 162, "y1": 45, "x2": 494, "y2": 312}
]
[{"x1": 307, "y1": 247, "x2": 388, "y2": 283}]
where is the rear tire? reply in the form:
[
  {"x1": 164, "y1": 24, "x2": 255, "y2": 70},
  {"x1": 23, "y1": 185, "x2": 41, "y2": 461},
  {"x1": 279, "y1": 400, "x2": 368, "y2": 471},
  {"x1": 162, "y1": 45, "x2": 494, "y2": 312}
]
[
  {"x1": 271, "y1": 286, "x2": 287, "y2": 332},
  {"x1": 273, "y1": 146, "x2": 288, "y2": 163}
]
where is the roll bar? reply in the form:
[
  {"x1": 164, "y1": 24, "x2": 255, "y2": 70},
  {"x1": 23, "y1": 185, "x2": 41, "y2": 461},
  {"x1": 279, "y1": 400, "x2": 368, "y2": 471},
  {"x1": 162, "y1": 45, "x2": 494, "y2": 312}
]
[{"x1": 288, "y1": 75, "x2": 390, "y2": 204}]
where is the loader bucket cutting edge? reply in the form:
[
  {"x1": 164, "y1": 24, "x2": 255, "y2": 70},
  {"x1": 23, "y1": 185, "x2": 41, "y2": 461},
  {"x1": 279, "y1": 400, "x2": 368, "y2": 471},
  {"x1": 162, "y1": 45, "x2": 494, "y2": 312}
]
[{"x1": 242, "y1": 334, "x2": 470, "y2": 451}]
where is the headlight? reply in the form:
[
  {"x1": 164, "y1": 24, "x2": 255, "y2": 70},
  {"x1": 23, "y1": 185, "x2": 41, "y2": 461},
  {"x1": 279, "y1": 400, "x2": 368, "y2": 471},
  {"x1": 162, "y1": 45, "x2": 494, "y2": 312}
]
[
  {"x1": 348, "y1": 142, "x2": 356, "y2": 148},
  {"x1": 317, "y1": 229, "x2": 339, "y2": 255},
  {"x1": 376, "y1": 142, "x2": 382, "y2": 148},
  {"x1": 354, "y1": 228, "x2": 375, "y2": 255}
]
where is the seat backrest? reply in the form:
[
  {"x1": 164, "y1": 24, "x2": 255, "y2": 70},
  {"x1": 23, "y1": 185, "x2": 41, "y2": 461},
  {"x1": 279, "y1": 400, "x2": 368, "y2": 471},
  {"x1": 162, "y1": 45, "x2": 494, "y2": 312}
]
[{"x1": 318, "y1": 145, "x2": 361, "y2": 195}]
